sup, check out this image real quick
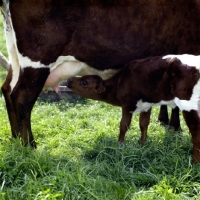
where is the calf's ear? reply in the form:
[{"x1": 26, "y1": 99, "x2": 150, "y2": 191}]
[
  {"x1": 167, "y1": 57, "x2": 182, "y2": 77},
  {"x1": 166, "y1": 57, "x2": 183, "y2": 95},
  {"x1": 95, "y1": 82, "x2": 106, "y2": 94}
]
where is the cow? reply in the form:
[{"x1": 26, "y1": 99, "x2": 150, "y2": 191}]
[
  {"x1": 66, "y1": 54, "x2": 200, "y2": 163},
  {"x1": 0, "y1": 0, "x2": 200, "y2": 148}
]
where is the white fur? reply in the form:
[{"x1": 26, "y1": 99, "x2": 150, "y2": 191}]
[
  {"x1": 163, "y1": 54, "x2": 200, "y2": 68},
  {"x1": 1, "y1": 1, "x2": 20, "y2": 91},
  {"x1": 132, "y1": 99, "x2": 176, "y2": 114},
  {"x1": 18, "y1": 53, "x2": 45, "y2": 68},
  {"x1": 174, "y1": 79, "x2": 200, "y2": 112}
]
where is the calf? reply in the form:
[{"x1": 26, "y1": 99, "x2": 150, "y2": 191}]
[{"x1": 66, "y1": 54, "x2": 200, "y2": 163}]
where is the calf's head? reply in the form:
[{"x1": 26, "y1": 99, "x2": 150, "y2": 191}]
[
  {"x1": 66, "y1": 75, "x2": 106, "y2": 100},
  {"x1": 167, "y1": 57, "x2": 200, "y2": 99}
]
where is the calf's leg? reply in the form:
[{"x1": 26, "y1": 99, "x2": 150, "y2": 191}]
[
  {"x1": 2, "y1": 67, "x2": 50, "y2": 147},
  {"x1": 182, "y1": 110, "x2": 200, "y2": 163},
  {"x1": 139, "y1": 108, "x2": 151, "y2": 145},
  {"x1": 118, "y1": 107, "x2": 133, "y2": 142}
]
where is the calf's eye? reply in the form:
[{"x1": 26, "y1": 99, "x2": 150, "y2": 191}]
[{"x1": 80, "y1": 80, "x2": 88, "y2": 87}]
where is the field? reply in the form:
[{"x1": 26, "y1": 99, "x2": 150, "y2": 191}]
[{"x1": 0, "y1": 14, "x2": 200, "y2": 200}]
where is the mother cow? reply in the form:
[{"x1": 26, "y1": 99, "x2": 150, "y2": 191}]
[{"x1": 0, "y1": 0, "x2": 200, "y2": 148}]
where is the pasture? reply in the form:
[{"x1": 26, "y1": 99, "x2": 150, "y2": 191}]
[{"x1": 0, "y1": 15, "x2": 200, "y2": 200}]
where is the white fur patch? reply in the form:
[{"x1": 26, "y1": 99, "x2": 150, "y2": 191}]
[
  {"x1": 132, "y1": 99, "x2": 176, "y2": 114},
  {"x1": 174, "y1": 79, "x2": 200, "y2": 112},
  {"x1": 163, "y1": 54, "x2": 200, "y2": 69},
  {"x1": 18, "y1": 53, "x2": 45, "y2": 68}
]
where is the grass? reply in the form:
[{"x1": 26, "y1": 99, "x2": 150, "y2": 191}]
[
  {"x1": 0, "y1": 14, "x2": 7, "y2": 85},
  {"x1": 0, "y1": 99, "x2": 199, "y2": 200},
  {"x1": 0, "y1": 12, "x2": 200, "y2": 200}
]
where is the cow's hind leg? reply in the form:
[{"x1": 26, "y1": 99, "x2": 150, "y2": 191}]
[
  {"x1": 182, "y1": 110, "x2": 200, "y2": 163},
  {"x1": 139, "y1": 108, "x2": 151, "y2": 145},
  {"x1": 2, "y1": 67, "x2": 50, "y2": 148}
]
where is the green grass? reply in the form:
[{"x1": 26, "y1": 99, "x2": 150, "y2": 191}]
[
  {"x1": 0, "y1": 14, "x2": 8, "y2": 85},
  {"x1": 0, "y1": 12, "x2": 200, "y2": 200},
  {"x1": 0, "y1": 98, "x2": 199, "y2": 200}
]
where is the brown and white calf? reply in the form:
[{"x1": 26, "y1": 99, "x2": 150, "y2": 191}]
[
  {"x1": 66, "y1": 54, "x2": 200, "y2": 163},
  {"x1": 1, "y1": 0, "x2": 200, "y2": 147}
]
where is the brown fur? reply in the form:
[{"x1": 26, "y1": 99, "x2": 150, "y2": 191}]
[{"x1": 67, "y1": 56, "x2": 200, "y2": 163}]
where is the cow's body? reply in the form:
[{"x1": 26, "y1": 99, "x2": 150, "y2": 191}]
[
  {"x1": 1, "y1": 0, "x2": 200, "y2": 147},
  {"x1": 66, "y1": 54, "x2": 200, "y2": 163}
]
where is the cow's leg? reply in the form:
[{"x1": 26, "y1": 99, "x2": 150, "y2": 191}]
[
  {"x1": 139, "y1": 108, "x2": 151, "y2": 145},
  {"x1": 169, "y1": 106, "x2": 181, "y2": 131},
  {"x1": 2, "y1": 67, "x2": 50, "y2": 147},
  {"x1": 158, "y1": 106, "x2": 181, "y2": 131},
  {"x1": 182, "y1": 110, "x2": 200, "y2": 163},
  {"x1": 118, "y1": 107, "x2": 133, "y2": 142},
  {"x1": 2, "y1": 68, "x2": 20, "y2": 138},
  {"x1": 158, "y1": 105, "x2": 169, "y2": 125}
]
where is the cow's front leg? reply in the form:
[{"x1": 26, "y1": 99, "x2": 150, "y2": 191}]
[
  {"x1": 158, "y1": 105, "x2": 169, "y2": 125},
  {"x1": 158, "y1": 105, "x2": 181, "y2": 131},
  {"x1": 139, "y1": 108, "x2": 151, "y2": 145},
  {"x1": 182, "y1": 110, "x2": 200, "y2": 163},
  {"x1": 169, "y1": 106, "x2": 181, "y2": 131},
  {"x1": 118, "y1": 107, "x2": 133, "y2": 143},
  {"x1": 2, "y1": 67, "x2": 50, "y2": 148}
]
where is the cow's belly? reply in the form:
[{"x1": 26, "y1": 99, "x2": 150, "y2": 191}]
[
  {"x1": 18, "y1": 50, "x2": 118, "y2": 94},
  {"x1": 42, "y1": 56, "x2": 118, "y2": 94}
]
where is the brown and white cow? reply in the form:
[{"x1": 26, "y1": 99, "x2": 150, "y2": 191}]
[
  {"x1": 66, "y1": 54, "x2": 200, "y2": 163},
  {"x1": 1, "y1": 0, "x2": 200, "y2": 148}
]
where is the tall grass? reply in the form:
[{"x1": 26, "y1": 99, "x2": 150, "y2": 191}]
[{"x1": 0, "y1": 12, "x2": 200, "y2": 200}]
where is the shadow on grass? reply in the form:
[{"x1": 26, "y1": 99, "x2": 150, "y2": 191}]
[
  {"x1": 1, "y1": 131, "x2": 200, "y2": 199},
  {"x1": 37, "y1": 95, "x2": 89, "y2": 112},
  {"x1": 82, "y1": 130, "x2": 195, "y2": 186}
]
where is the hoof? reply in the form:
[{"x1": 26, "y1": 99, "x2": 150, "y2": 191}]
[
  {"x1": 30, "y1": 141, "x2": 37, "y2": 149},
  {"x1": 118, "y1": 142, "x2": 124, "y2": 148}
]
